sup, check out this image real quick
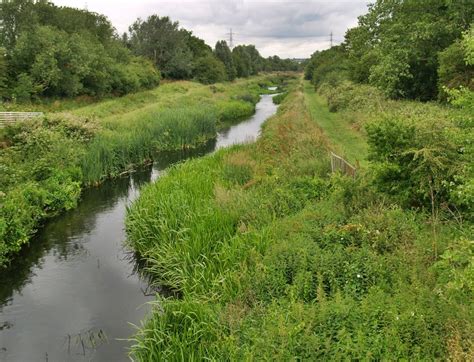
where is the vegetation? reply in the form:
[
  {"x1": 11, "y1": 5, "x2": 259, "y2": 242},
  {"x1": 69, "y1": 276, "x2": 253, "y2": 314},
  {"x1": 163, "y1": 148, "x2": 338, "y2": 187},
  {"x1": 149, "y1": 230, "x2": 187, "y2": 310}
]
[
  {"x1": 215, "y1": 40, "x2": 237, "y2": 81},
  {"x1": 125, "y1": 2, "x2": 473, "y2": 358},
  {"x1": 306, "y1": 0, "x2": 474, "y2": 101},
  {"x1": 0, "y1": 1, "x2": 300, "y2": 103},
  {"x1": 126, "y1": 76, "x2": 473, "y2": 359},
  {"x1": 0, "y1": 75, "x2": 284, "y2": 266},
  {"x1": 0, "y1": 0, "x2": 160, "y2": 100}
]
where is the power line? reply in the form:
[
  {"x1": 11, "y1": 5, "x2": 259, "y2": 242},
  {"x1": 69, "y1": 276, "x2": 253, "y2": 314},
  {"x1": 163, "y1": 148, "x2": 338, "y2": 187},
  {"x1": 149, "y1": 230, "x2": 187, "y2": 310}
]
[
  {"x1": 226, "y1": 28, "x2": 235, "y2": 49},
  {"x1": 330, "y1": 31, "x2": 333, "y2": 48}
]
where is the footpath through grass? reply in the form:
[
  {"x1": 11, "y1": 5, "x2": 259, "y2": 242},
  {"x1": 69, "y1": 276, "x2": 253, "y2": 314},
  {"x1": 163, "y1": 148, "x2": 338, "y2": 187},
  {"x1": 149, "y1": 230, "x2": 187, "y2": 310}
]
[
  {"x1": 126, "y1": 78, "x2": 473, "y2": 360},
  {"x1": 303, "y1": 81, "x2": 368, "y2": 166}
]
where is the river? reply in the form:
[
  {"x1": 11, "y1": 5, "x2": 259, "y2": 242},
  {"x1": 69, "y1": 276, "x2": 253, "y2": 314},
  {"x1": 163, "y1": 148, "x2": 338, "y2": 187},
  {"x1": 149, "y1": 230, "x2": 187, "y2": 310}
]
[{"x1": 0, "y1": 93, "x2": 278, "y2": 362}]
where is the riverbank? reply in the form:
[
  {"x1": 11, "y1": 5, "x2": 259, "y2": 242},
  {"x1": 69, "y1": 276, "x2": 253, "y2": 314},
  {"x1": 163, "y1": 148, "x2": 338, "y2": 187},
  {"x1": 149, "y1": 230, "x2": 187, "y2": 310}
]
[
  {"x1": 0, "y1": 93, "x2": 282, "y2": 361},
  {"x1": 0, "y1": 73, "x2": 295, "y2": 266},
  {"x1": 126, "y1": 77, "x2": 473, "y2": 360}
]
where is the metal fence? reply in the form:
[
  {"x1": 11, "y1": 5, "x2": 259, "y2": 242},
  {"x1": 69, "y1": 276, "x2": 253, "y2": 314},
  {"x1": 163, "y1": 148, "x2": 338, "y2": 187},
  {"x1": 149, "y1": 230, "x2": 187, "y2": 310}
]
[
  {"x1": 0, "y1": 112, "x2": 43, "y2": 127},
  {"x1": 330, "y1": 152, "x2": 357, "y2": 178}
]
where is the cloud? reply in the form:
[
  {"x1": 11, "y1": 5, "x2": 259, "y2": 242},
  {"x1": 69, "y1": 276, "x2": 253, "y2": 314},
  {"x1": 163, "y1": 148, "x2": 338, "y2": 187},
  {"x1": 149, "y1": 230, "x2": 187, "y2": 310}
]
[{"x1": 53, "y1": 0, "x2": 370, "y2": 58}]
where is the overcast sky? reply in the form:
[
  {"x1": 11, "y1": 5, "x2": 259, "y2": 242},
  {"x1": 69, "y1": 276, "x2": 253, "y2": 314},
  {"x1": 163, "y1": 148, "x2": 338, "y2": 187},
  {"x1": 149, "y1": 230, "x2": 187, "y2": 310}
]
[{"x1": 52, "y1": 0, "x2": 370, "y2": 58}]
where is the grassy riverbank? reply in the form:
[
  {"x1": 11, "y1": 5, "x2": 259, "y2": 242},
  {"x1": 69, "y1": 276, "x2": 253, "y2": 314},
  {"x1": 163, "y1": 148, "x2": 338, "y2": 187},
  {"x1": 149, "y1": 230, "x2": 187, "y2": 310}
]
[
  {"x1": 0, "y1": 74, "x2": 294, "y2": 266},
  {"x1": 126, "y1": 78, "x2": 473, "y2": 359}
]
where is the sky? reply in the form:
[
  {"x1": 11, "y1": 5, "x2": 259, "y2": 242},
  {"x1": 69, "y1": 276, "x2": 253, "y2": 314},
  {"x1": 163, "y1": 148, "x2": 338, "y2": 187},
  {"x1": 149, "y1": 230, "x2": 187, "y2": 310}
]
[{"x1": 52, "y1": 0, "x2": 370, "y2": 58}]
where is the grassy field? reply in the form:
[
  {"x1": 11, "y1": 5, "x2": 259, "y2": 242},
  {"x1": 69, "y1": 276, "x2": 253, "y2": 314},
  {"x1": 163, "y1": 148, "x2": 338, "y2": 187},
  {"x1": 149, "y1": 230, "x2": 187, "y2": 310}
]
[
  {"x1": 0, "y1": 74, "x2": 294, "y2": 266},
  {"x1": 125, "y1": 77, "x2": 473, "y2": 359}
]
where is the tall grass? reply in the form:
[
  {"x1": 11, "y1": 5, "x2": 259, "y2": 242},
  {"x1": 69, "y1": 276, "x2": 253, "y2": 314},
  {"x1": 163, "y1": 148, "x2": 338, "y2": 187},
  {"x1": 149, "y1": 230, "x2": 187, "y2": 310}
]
[
  {"x1": 81, "y1": 106, "x2": 217, "y2": 183},
  {"x1": 125, "y1": 77, "x2": 473, "y2": 360},
  {"x1": 0, "y1": 75, "x2": 285, "y2": 265}
]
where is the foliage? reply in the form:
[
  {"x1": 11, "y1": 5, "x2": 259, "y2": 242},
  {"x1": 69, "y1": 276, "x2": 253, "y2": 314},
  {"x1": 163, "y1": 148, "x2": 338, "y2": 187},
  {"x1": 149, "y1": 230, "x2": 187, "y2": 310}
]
[
  {"x1": 193, "y1": 54, "x2": 227, "y2": 84},
  {"x1": 366, "y1": 116, "x2": 465, "y2": 209},
  {"x1": 306, "y1": 0, "x2": 474, "y2": 101},
  {"x1": 305, "y1": 46, "x2": 349, "y2": 88},
  {"x1": 126, "y1": 79, "x2": 473, "y2": 360},
  {"x1": 127, "y1": 15, "x2": 194, "y2": 79},
  {"x1": 0, "y1": 47, "x2": 7, "y2": 98},
  {"x1": 272, "y1": 92, "x2": 287, "y2": 105},
  {"x1": 215, "y1": 40, "x2": 236, "y2": 81},
  {"x1": 232, "y1": 45, "x2": 263, "y2": 78},
  {"x1": 0, "y1": 1, "x2": 160, "y2": 100},
  {"x1": 438, "y1": 40, "x2": 474, "y2": 99},
  {"x1": 0, "y1": 76, "x2": 278, "y2": 266},
  {"x1": 263, "y1": 55, "x2": 299, "y2": 72}
]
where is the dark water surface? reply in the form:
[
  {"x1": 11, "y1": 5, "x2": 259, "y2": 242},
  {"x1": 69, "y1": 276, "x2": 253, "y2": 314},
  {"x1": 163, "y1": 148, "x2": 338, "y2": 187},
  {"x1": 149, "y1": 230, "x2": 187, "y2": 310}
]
[{"x1": 0, "y1": 94, "x2": 278, "y2": 361}]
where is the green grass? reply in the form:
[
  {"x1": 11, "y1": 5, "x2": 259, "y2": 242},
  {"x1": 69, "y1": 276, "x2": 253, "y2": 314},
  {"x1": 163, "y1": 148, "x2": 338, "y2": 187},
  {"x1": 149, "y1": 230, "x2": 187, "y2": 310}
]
[
  {"x1": 125, "y1": 77, "x2": 473, "y2": 360},
  {"x1": 0, "y1": 75, "x2": 290, "y2": 266},
  {"x1": 304, "y1": 81, "x2": 368, "y2": 167}
]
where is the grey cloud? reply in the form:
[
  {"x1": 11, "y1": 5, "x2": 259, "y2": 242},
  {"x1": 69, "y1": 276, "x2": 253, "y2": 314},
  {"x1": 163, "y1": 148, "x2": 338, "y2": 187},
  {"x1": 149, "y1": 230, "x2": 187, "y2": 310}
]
[{"x1": 54, "y1": 0, "x2": 370, "y2": 58}]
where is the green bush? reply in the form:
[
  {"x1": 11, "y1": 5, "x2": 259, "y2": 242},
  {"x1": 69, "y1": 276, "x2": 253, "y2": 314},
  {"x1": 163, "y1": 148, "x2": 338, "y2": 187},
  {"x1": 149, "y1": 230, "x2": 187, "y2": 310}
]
[{"x1": 366, "y1": 116, "x2": 467, "y2": 210}]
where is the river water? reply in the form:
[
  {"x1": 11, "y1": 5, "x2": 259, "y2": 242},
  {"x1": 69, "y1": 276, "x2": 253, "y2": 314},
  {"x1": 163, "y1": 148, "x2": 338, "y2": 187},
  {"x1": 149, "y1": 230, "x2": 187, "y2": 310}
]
[{"x1": 0, "y1": 94, "x2": 278, "y2": 362}]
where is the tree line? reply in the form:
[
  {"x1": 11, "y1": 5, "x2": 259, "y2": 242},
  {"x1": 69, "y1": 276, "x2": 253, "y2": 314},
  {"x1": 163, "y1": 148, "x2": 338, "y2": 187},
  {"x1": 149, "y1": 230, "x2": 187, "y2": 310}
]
[
  {"x1": 0, "y1": 0, "x2": 299, "y2": 101},
  {"x1": 305, "y1": 0, "x2": 474, "y2": 102}
]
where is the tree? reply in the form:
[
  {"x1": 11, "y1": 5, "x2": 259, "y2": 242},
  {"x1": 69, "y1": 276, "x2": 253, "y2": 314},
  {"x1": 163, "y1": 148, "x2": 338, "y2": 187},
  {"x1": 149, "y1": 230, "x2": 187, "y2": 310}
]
[
  {"x1": 193, "y1": 54, "x2": 226, "y2": 84},
  {"x1": 232, "y1": 45, "x2": 263, "y2": 78},
  {"x1": 438, "y1": 40, "x2": 474, "y2": 99},
  {"x1": 0, "y1": 48, "x2": 8, "y2": 98},
  {"x1": 344, "y1": 0, "x2": 474, "y2": 100},
  {"x1": 232, "y1": 46, "x2": 252, "y2": 77},
  {"x1": 128, "y1": 15, "x2": 194, "y2": 79},
  {"x1": 215, "y1": 40, "x2": 236, "y2": 81}
]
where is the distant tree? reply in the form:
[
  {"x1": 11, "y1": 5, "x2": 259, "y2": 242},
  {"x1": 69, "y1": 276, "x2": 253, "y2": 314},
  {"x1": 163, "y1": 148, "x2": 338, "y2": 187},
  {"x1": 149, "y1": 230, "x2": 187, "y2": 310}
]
[
  {"x1": 232, "y1": 45, "x2": 263, "y2": 77},
  {"x1": 193, "y1": 54, "x2": 226, "y2": 84},
  {"x1": 128, "y1": 15, "x2": 194, "y2": 79},
  {"x1": 232, "y1": 46, "x2": 252, "y2": 77},
  {"x1": 184, "y1": 30, "x2": 212, "y2": 59},
  {"x1": 305, "y1": 46, "x2": 349, "y2": 87},
  {"x1": 0, "y1": 48, "x2": 7, "y2": 98},
  {"x1": 264, "y1": 55, "x2": 299, "y2": 71},
  {"x1": 215, "y1": 40, "x2": 236, "y2": 81}
]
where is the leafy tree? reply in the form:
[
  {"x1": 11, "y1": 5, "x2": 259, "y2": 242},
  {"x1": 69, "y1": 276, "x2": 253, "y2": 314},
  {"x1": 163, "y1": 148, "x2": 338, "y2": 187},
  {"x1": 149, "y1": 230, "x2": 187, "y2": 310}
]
[
  {"x1": 184, "y1": 30, "x2": 212, "y2": 59},
  {"x1": 438, "y1": 40, "x2": 474, "y2": 99},
  {"x1": 344, "y1": 0, "x2": 474, "y2": 100},
  {"x1": 0, "y1": 48, "x2": 7, "y2": 98},
  {"x1": 193, "y1": 54, "x2": 226, "y2": 84},
  {"x1": 232, "y1": 45, "x2": 263, "y2": 78},
  {"x1": 232, "y1": 46, "x2": 252, "y2": 77},
  {"x1": 1, "y1": 2, "x2": 160, "y2": 99},
  {"x1": 215, "y1": 40, "x2": 236, "y2": 81},
  {"x1": 305, "y1": 46, "x2": 349, "y2": 87},
  {"x1": 263, "y1": 56, "x2": 299, "y2": 72},
  {"x1": 128, "y1": 15, "x2": 194, "y2": 79}
]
